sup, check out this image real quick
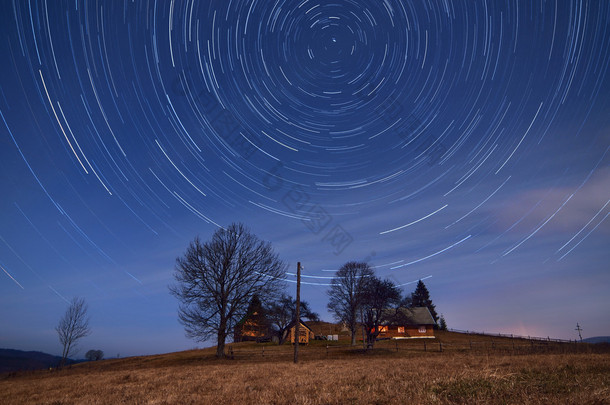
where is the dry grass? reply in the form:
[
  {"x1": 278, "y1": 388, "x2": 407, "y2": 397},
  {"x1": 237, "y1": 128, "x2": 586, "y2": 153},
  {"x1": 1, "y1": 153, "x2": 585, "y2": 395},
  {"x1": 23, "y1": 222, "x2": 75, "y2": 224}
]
[{"x1": 1, "y1": 332, "x2": 609, "y2": 404}]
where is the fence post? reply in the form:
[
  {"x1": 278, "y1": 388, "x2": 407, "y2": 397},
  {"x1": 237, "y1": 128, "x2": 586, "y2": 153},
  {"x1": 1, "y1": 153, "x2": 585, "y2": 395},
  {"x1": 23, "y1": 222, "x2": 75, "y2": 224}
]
[
  {"x1": 262, "y1": 346, "x2": 264, "y2": 357},
  {"x1": 439, "y1": 341, "x2": 443, "y2": 352},
  {"x1": 326, "y1": 345, "x2": 328, "y2": 357},
  {"x1": 469, "y1": 340, "x2": 472, "y2": 350},
  {"x1": 424, "y1": 341, "x2": 427, "y2": 352},
  {"x1": 395, "y1": 340, "x2": 398, "y2": 352},
  {"x1": 230, "y1": 346, "x2": 234, "y2": 360}
]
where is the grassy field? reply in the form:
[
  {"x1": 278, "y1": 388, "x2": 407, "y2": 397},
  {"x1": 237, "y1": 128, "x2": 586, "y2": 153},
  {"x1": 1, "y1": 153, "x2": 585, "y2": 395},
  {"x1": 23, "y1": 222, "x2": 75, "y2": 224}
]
[{"x1": 1, "y1": 332, "x2": 608, "y2": 404}]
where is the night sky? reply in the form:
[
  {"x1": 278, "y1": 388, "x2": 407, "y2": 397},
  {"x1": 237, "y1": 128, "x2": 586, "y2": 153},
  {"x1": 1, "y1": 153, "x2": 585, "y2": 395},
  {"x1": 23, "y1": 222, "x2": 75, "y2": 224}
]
[{"x1": 1, "y1": 0, "x2": 608, "y2": 357}]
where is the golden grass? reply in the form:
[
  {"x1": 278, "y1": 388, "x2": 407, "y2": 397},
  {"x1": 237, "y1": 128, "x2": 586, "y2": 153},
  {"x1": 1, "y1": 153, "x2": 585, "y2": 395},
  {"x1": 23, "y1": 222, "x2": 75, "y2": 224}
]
[{"x1": 2, "y1": 332, "x2": 608, "y2": 404}]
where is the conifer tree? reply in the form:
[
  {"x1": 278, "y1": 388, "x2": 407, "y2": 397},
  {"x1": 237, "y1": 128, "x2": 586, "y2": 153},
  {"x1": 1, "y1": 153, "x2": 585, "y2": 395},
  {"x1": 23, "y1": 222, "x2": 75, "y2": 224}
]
[
  {"x1": 411, "y1": 280, "x2": 438, "y2": 323},
  {"x1": 439, "y1": 314, "x2": 447, "y2": 330}
]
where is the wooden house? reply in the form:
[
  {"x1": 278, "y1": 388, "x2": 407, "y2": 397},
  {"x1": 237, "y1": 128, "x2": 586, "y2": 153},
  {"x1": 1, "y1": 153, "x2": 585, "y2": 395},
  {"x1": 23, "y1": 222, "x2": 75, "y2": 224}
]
[
  {"x1": 284, "y1": 319, "x2": 315, "y2": 344},
  {"x1": 375, "y1": 307, "x2": 436, "y2": 339},
  {"x1": 233, "y1": 310, "x2": 272, "y2": 342},
  {"x1": 233, "y1": 298, "x2": 272, "y2": 342}
]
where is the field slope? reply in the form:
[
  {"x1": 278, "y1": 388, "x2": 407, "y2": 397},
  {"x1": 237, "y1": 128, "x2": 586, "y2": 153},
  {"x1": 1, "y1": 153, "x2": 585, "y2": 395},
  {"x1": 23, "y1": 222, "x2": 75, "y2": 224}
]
[{"x1": 1, "y1": 332, "x2": 608, "y2": 404}]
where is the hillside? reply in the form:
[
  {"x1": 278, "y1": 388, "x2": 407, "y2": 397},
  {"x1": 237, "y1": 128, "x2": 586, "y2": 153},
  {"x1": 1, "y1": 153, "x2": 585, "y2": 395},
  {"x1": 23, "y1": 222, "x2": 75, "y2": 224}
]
[
  {"x1": 0, "y1": 349, "x2": 69, "y2": 373},
  {"x1": 583, "y1": 336, "x2": 610, "y2": 344},
  {"x1": 1, "y1": 332, "x2": 608, "y2": 404}
]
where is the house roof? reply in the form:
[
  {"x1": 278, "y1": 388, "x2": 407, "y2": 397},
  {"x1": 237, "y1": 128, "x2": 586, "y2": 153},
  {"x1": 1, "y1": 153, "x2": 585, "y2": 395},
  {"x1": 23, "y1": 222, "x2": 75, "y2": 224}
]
[
  {"x1": 383, "y1": 307, "x2": 436, "y2": 326},
  {"x1": 287, "y1": 318, "x2": 313, "y2": 332},
  {"x1": 235, "y1": 309, "x2": 268, "y2": 327}
]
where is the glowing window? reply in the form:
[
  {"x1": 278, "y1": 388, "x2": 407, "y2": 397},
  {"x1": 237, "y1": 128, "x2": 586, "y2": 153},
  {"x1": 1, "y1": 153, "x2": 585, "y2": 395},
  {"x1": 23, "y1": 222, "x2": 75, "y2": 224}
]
[
  {"x1": 397, "y1": 327, "x2": 405, "y2": 333},
  {"x1": 418, "y1": 326, "x2": 426, "y2": 333}
]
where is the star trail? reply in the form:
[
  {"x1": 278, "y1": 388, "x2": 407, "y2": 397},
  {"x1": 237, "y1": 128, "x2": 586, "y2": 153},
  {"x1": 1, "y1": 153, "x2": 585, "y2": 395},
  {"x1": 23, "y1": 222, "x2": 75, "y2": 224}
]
[{"x1": 1, "y1": 0, "x2": 609, "y2": 356}]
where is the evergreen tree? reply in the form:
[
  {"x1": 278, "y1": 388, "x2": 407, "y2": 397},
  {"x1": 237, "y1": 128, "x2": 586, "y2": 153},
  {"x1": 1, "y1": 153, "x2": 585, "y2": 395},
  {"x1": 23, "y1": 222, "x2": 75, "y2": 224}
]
[
  {"x1": 439, "y1": 314, "x2": 447, "y2": 330},
  {"x1": 246, "y1": 294, "x2": 263, "y2": 314},
  {"x1": 411, "y1": 280, "x2": 438, "y2": 323}
]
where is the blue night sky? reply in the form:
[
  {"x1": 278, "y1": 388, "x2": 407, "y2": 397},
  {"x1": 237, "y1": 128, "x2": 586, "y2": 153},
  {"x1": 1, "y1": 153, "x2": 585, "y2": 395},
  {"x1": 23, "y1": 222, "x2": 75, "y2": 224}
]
[{"x1": 1, "y1": 1, "x2": 608, "y2": 357}]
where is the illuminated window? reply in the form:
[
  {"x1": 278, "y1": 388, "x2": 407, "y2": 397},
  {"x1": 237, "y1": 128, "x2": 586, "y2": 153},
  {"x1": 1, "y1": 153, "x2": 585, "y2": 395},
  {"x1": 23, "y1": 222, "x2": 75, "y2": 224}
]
[
  {"x1": 378, "y1": 325, "x2": 388, "y2": 333},
  {"x1": 397, "y1": 327, "x2": 405, "y2": 333},
  {"x1": 418, "y1": 326, "x2": 426, "y2": 333}
]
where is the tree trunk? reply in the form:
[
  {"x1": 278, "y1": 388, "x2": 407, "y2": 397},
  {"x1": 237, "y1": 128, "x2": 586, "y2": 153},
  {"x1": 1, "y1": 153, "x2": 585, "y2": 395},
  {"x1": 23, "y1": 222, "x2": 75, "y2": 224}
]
[
  {"x1": 366, "y1": 332, "x2": 376, "y2": 349},
  {"x1": 60, "y1": 343, "x2": 70, "y2": 368},
  {"x1": 350, "y1": 329, "x2": 356, "y2": 346},
  {"x1": 216, "y1": 318, "x2": 227, "y2": 358},
  {"x1": 216, "y1": 331, "x2": 226, "y2": 358}
]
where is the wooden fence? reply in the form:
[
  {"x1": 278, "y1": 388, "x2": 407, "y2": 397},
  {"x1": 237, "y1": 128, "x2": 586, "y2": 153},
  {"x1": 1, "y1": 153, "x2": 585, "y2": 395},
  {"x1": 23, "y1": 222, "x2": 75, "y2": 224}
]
[
  {"x1": 227, "y1": 335, "x2": 605, "y2": 360},
  {"x1": 446, "y1": 328, "x2": 574, "y2": 343}
]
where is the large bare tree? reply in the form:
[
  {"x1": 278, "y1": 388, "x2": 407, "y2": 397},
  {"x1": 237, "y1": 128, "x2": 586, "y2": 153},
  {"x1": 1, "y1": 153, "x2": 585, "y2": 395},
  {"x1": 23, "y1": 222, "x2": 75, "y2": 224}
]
[
  {"x1": 56, "y1": 297, "x2": 91, "y2": 367},
  {"x1": 170, "y1": 223, "x2": 286, "y2": 358},
  {"x1": 327, "y1": 261, "x2": 374, "y2": 345}
]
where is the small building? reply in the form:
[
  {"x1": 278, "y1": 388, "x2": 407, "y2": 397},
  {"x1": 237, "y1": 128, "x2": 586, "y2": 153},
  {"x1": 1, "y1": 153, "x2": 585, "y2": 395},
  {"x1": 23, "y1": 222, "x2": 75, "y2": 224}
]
[
  {"x1": 233, "y1": 310, "x2": 272, "y2": 342},
  {"x1": 284, "y1": 319, "x2": 315, "y2": 344},
  {"x1": 233, "y1": 297, "x2": 272, "y2": 342},
  {"x1": 376, "y1": 307, "x2": 436, "y2": 339}
]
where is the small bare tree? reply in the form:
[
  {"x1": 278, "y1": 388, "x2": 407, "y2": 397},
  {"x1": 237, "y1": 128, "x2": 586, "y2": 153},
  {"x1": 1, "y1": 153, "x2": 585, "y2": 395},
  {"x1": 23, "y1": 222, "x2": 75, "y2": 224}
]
[
  {"x1": 267, "y1": 294, "x2": 319, "y2": 344},
  {"x1": 170, "y1": 223, "x2": 286, "y2": 358},
  {"x1": 56, "y1": 297, "x2": 91, "y2": 367},
  {"x1": 85, "y1": 349, "x2": 104, "y2": 361}
]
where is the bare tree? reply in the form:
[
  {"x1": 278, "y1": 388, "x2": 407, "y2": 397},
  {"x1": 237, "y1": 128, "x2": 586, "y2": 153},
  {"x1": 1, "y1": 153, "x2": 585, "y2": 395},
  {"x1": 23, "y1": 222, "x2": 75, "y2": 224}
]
[
  {"x1": 327, "y1": 262, "x2": 374, "y2": 345},
  {"x1": 266, "y1": 295, "x2": 293, "y2": 343},
  {"x1": 56, "y1": 297, "x2": 91, "y2": 367},
  {"x1": 169, "y1": 223, "x2": 286, "y2": 358},
  {"x1": 361, "y1": 277, "x2": 401, "y2": 348},
  {"x1": 267, "y1": 294, "x2": 319, "y2": 344}
]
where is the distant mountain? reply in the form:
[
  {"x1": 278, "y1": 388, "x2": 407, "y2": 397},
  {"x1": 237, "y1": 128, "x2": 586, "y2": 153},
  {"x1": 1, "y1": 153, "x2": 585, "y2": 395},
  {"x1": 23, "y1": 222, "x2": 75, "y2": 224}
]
[
  {"x1": 0, "y1": 348, "x2": 73, "y2": 373},
  {"x1": 582, "y1": 336, "x2": 610, "y2": 344}
]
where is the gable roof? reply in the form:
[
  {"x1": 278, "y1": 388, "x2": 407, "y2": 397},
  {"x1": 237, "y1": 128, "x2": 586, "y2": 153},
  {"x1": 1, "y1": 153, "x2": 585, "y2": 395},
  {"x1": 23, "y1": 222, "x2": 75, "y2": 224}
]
[{"x1": 383, "y1": 307, "x2": 436, "y2": 326}]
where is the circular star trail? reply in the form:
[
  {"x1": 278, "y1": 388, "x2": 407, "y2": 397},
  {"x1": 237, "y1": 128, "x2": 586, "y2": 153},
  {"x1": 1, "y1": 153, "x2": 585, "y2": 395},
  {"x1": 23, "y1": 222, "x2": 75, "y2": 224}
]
[{"x1": 3, "y1": 1, "x2": 608, "y2": 215}]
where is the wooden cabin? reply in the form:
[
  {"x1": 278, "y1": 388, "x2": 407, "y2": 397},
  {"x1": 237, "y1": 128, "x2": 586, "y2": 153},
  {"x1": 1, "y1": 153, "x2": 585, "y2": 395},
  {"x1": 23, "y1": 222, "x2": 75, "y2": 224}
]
[
  {"x1": 284, "y1": 319, "x2": 315, "y2": 344},
  {"x1": 233, "y1": 310, "x2": 272, "y2": 342},
  {"x1": 233, "y1": 298, "x2": 272, "y2": 343},
  {"x1": 376, "y1": 307, "x2": 436, "y2": 339}
]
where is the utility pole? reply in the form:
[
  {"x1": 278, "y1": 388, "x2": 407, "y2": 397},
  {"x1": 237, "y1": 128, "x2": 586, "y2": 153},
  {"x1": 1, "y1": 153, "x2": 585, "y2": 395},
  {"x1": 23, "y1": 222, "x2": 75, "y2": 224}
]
[
  {"x1": 575, "y1": 323, "x2": 583, "y2": 342},
  {"x1": 294, "y1": 262, "x2": 301, "y2": 364}
]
